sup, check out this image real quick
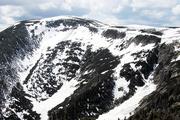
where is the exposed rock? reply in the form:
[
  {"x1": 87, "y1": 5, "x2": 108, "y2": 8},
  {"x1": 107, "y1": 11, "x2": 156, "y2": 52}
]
[
  {"x1": 48, "y1": 49, "x2": 120, "y2": 120},
  {"x1": 132, "y1": 35, "x2": 161, "y2": 46},
  {"x1": 2, "y1": 83, "x2": 40, "y2": 120},
  {"x1": 128, "y1": 43, "x2": 180, "y2": 120},
  {"x1": 0, "y1": 17, "x2": 179, "y2": 120},
  {"x1": 102, "y1": 29, "x2": 126, "y2": 39}
]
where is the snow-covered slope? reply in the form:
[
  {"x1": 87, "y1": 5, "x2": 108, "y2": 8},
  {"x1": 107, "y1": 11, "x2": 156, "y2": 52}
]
[{"x1": 0, "y1": 16, "x2": 180, "y2": 120}]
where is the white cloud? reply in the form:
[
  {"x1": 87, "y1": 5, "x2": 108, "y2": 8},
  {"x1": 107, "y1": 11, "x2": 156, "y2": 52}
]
[
  {"x1": 172, "y1": 4, "x2": 180, "y2": 15},
  {"x1": 38, "y1": 0, "x2": 72, "y2": 11},
  {"x1": 62, "y1": 0, "x2": 130, "y2": 25},
  {"x1": 38, "y1": 2, "x2": 57, "y2": 11},
  {"x1": 83, "y1": 12, "x2": 122, "y2": 25},
  {"x1": 131, "y1": 0, "x2": 177, "y2": 11},
  {"x1": 130, "y1": 0, "x2": 179, "y2": 23},
  {"x1": 0, "y1": 0, "x2": 180, "y2": 30},
  {"x1": 0, "y1": 5, "x2": 25, "y2": 26},
  {"x1": 64, "y1": 0, "x2": 129, "y2": 14},
  {"x1": 141, "y1": 10, "x2": 166, "y2": 19},
  {"x1": 0, "y1": 5, "x2": 25, "y2": 17}
]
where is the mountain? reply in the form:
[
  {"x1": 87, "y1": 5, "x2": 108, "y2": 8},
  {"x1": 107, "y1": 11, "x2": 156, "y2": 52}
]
[{"x1": 0, "y1": 16, "x2": 180, "y2": 120}]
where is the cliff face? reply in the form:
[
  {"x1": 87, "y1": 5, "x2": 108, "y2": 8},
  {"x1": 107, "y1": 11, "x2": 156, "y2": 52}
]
[
  {"x1": 0, "y1": 16, "x2": 179, "y2": 120},
  {"x1": 128, "y1": 43, "x2": 180, "y2": 120}
]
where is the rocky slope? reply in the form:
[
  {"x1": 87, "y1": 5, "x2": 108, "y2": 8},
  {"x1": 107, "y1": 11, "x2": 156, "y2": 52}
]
[{"x1": 0, "y1": 16, "x2": 180, "y2": 120}]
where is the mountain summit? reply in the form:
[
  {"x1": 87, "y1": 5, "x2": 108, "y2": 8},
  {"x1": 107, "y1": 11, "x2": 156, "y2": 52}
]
[{"x1": 0, "y1": 16, "x2": 180, "y2": 120}]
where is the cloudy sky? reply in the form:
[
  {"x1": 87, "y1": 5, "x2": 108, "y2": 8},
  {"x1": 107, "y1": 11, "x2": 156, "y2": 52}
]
[{"x1": 0, "y1": 0, "x2": 180, "y2": 30}]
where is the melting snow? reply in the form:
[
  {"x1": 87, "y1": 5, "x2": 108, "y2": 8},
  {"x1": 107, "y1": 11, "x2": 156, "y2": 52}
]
[
  {"x1": 113, "y1": 77, "x2": 129, "y2": 100},
  {"x1": 161, "y1": 28, "x2": 180, "y2": 44},
  {"x1": 112, "y1": 41, "x2": 155, "y2": 100},
  {"x1": 15, "y1": 17, "x2": 180, "y2": 120},
  {"x1": 31, "y1": 79, "x2": 78, "y2": 120},
  {"x1": 97, "y1": 80, "x2": 156, "y2": 120},
  {"x1": 18, "y1": 23, "x2": 73, "y2": 84},
  {"x1": 18, "y1": 22, "x2": 77, "y2": 120}
]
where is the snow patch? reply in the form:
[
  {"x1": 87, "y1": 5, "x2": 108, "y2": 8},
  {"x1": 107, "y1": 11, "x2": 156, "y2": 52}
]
[
  {"x1": 97, "y1": 80, "x2": 156, "y2": 120},
  {"x1": 32, "y1": 79, "x2": 78, "y2": 120},
  {"x1": 14, "y1": 17, "x2": 179, "y2": 120},
  {"x1": 161, "y1": 28, "x2": 180, "y2": 44}
]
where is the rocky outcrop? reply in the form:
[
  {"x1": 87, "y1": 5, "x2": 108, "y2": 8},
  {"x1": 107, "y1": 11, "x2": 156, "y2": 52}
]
[
  {"x1": 0, "y1": 17, "x2": 180, "y2": 120},
  {"x1": 48, "y1": 48, "x2": 120, "y2": 120},
  {"x1": 102, "y1": 29, "x2": 126, "y2": 39},
  {"x1": 0, "y1": 22, "x2": 40, "y2": 120},
  {"x1": 2, "y1": 83, "x2": 40, "y2": 120},
  {"x1": 128, "y1": 44, "x2": 180, "y2": 120}
]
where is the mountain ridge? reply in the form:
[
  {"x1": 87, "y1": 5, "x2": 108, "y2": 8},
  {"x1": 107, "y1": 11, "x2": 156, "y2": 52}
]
[{"x1": 0, "y1": 16, "x2": 180, "y2": 120}]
